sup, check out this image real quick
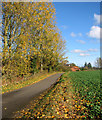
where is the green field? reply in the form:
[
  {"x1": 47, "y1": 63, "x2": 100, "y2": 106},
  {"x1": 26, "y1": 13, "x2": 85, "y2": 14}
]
[
  {"x1": 68, "y1": 70, "x2": 101, "y2": 118},
  {"x1": 15, "y1": 70, "x2": 101, "y2": 119}
]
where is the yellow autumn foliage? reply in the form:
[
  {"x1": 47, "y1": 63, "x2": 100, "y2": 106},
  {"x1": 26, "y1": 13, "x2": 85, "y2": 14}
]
[{"x1": 2, "y1": 2, "x2": 67, "y2": 80}]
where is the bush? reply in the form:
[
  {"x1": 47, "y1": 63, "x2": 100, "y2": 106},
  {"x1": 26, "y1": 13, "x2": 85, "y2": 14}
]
[
  {"x1": 56, "y1": 64, "x2": 71, "y2": 72},
  {"x1": 80, "y1": 67, "x2": 84, "y2": 71}
]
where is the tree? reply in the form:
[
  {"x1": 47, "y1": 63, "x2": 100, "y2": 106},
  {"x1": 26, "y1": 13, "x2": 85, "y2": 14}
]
[
  {"x1": 95, "y1": 57, "x2": 102, "y2": 68},
  {"x1": 2, "y1": 2, "x2": 67, "y2": 81},
  {"x1": 2, "y1": 2, "x2": 33, "y2": 78},
  {"x1": 84, "y1": 62, "x2": 87, "y2": 67},
  {"x1": 88, "y1": 62, "x2": 92, "y2": 68},
  {"x1": 70, "y1": 63, "x2": 76, "y2": 67}
]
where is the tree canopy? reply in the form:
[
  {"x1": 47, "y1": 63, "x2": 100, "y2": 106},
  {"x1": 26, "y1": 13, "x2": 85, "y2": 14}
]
[
  {"x1": 2, "y1": 2, "x2": 67, "y2": 80},
  {"x1": 84, "y1": 62, "x2": 87, "y2": 67},
  {"x1": 95, "y1": 57, "x2": 102, "y2": 68},
  {"x1": 87, "y1": 63, "x2": 92, "y2": 68}
]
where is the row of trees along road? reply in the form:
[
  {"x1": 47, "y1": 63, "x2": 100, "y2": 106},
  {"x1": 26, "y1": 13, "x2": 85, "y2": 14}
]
[{"x1": 2, "y1": 2, "x2": 67, "y2": 80}]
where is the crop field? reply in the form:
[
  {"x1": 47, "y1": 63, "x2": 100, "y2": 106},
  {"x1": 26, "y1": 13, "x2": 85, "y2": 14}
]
[
  {"x1": 68, "y1": 70, "x2": 101, "y2": 118},
  {"x1": 15, "y1": 70, "x2": 101, "y2": 119}
]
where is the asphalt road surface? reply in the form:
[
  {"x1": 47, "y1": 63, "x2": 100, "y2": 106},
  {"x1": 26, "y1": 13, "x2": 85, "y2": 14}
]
[{"x1": 2, "y1": 73, "x2": 63, "y2": 119}]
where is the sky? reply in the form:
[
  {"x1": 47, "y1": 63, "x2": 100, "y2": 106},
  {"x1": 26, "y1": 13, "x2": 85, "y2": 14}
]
[{"x1": 53, "y1": 2, "x2": 100, "y2": 67}]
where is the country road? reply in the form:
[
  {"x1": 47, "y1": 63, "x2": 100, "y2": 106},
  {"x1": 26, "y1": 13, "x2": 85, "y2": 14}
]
[{"x1": 2, "y1": 73, "x2": 63, "y2": 119}]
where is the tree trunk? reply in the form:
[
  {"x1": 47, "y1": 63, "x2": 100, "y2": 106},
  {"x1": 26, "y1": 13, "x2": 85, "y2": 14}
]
[{"x1": 40, "y1": 62, "x2": 43, "y2": 72}]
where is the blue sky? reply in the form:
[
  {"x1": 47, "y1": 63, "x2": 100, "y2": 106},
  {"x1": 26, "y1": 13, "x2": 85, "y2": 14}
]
[{"x1": 53, "y1": 2, "x2": 100, "y2": 67}]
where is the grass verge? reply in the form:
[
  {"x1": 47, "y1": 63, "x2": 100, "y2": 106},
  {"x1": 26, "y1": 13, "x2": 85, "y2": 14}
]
[{"x1": 2, "y1": 71, "x2": 59, "y2": 94}]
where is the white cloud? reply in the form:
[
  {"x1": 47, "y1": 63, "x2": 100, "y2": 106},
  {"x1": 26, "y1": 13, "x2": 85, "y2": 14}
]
[
  {"x1": 71, "y1": 48, "x2": 98, "y2": 54},
  {"x1": 61, "y1": 25, "x2": 68, "y2": 30},
  {"x1": 94, "y1": 13, "x2": 102, "y2": 24},
  {"x1": 87, "y1": 26, "x2": 102, "y2": 39},
  {"x1": 78, "y1": 33, "x2": 82, "y2": 36},
  {"x1": 70, "y1": 32, "x2": 82, "y2": 37},
  {"x1": 87, "y1": 13, "x2": 102, "y2": 39},
  {"x1": 88, "y1": 48, "x2": 98, "y2": 52},
  {"x1": 70, "y1": 32, "x2": 76, "y2": 37},
  {"x1": 76, "y1": 40, "x2": 85, "y2": 44},
  {"x1": 71, "y1": 48, "x2": 98, "y2": 57},
  {"x1": 71, "y1": 49, "x2": 86, "y2": 53},
  {"x1": 94, "y1": 14, "x2": 100, "y2": 24},
  {"x1": 80, "y1": 53, "x2": 90, "y2": 56}
]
